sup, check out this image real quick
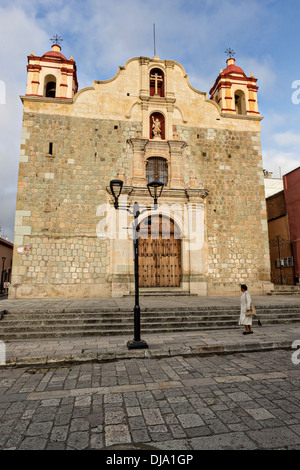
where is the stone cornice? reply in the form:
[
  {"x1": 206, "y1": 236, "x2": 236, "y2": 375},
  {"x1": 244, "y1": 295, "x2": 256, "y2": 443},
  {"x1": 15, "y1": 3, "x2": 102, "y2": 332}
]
[
  {"x1": 221, "y1": 112, "x2": 263, "y2": 121},
  {"x1": 185, "y1": 188, "x2": 209, "y2": 201}
]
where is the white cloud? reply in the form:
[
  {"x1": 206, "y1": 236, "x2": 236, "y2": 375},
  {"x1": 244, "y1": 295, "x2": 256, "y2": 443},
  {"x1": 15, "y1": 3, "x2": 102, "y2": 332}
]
[
  {"x1": 241, "y1": 56, "x2": 277, "y2": 98},
  {"x1": 273, "y1": 131, "x2": 300, "y2": 147},
  {"x1": 263, "y1": 148, "x2": 300, "y2": 178}
]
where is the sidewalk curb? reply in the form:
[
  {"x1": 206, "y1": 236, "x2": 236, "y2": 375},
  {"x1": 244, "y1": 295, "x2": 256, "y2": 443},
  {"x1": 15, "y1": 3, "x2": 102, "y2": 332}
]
[{"x1": 1, "y1": 339, "x2": 294, "y2": 368}]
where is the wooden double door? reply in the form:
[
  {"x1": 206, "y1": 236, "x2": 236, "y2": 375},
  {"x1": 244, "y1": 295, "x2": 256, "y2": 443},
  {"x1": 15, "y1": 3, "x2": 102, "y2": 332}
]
[{"x1": 138, "y1": 215, "x2": 181, "y2": 288}]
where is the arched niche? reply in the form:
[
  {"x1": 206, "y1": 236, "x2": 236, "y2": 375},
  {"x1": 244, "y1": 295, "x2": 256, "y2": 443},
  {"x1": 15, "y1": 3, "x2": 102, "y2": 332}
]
[
  {"x1": 149, "y1": 68, "x2": 164, "y2": 97},
  {"x1": 150, "y1": 112, "x2": 165, "y2": 140}
]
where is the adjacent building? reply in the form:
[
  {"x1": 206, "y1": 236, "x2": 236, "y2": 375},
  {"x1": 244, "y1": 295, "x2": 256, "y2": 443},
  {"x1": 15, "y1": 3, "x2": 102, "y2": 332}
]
[
  {"x1": 283, "y1": 167, "x2": 300, "y2": 285},
  {"x1": 0, "y1": 237, "x2": 13, "y2": 294},
  {"x1": 266, "y1": 167, "x2": 300, "y2": 286}
]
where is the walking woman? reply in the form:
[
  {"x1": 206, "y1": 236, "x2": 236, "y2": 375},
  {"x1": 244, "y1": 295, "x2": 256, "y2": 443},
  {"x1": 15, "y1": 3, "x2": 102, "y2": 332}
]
[{"x1": 239, "y1": 284, "x2": 253, "y2": 335}]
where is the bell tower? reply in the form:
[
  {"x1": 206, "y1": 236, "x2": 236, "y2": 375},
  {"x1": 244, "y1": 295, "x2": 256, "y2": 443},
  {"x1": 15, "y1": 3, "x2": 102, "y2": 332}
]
[
  {"x1": 210, "y1": 51, "x2": 259, "y2": 116},
  {"x1": 26, "y1": 37, "x2": 78, "y2": 99}
]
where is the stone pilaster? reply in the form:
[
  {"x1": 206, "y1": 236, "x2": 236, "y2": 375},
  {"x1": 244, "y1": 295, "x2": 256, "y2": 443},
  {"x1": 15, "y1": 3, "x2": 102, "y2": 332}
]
[
  {"x1": 128, "y1": 138, "x2": 148, "y2": 186},
  {"x1": 168, "y1": 140, "x2": 187, "y2": 188}
]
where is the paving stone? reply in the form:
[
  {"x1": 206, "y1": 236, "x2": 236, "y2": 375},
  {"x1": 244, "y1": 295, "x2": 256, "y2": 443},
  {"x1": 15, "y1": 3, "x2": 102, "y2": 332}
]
[
  {"x1": 185, "y1": 426, "x2": 211, "y2": 437},
  {"x1": 105, "y1": 410, "x2": 126, "y2": 425},
  {"x1": 247, "y1": 427, "x2": 300, "y2": 449},
  {"x1": 178, "y1": 413, "x2": 204, "y2": 428},
  {"x1": 128, "y1": 416, "x2": 146, "y2": 430},
  {"x1": 245, "y1": 408, "x2": 276, "y2": 421},
  {"x1": 70, "y1": 418, "x2": 89, "y2": 432},
  {"x1": 26, "y1": 421, "x2": 53, "y2": 437},
  {"x1": 89, "y1": 433, "x2": 104, "y2": 449},
  {"x1": 131, "y1": 428, "x2": 150, "y2": 443},
  {"x1": 153, "y1": 439, "x2": 191, "y2": 450},
  {"x1": 67, "y1": 431, "x2": 89, "y2": 450},
  {"x1": 105, "y1": 424, "x2": 131, "y2": 447},
  {"x1": 190, "y1": 431, "x2": 257, "y2": 450},
  {"x1": 169, "y1": 424, "x2": 187, "y2": 438},
  {"x1": 19, "y1": 436, "x2": 48, "y2": 450},
  {"x1": 50, "y1": 425, "x2": 69, "y2": 442},
  {"x1": 228, "y1": 391, "x2": 252, "y2": 402},
  {"x1": 126, "y1": 406, "x2": 142, "y2": 417},
  {"x1": 207, "y1": 418, "x2": 229, "y2": 434},
  {"x1": 143, "y1": 408, "x2": 164, "y2": 426}
]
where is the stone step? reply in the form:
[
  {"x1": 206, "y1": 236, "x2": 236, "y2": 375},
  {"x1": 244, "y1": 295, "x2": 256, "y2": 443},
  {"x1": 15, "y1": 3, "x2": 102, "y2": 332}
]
[
  {"x1": 0, "y1": 315, "x2": 299, "y2": 340},
  {"x1": 268, "y1": 292, "x2": 300, "y2": 295},
  {"x1": 126, "y1": 290, "x2": 196, "y2": 297},
  {"x1": 2, "y1": 304, "x2": 299, "y2": 316},
  {"x1": 1, "y1": 318, "x2": 300, "y2": 341},
  {"x1": 0, "y1": 305, "x2": 299, "y2": 340},
  {"x1": 268, "y1": 286, "x2": 300, "y2": 295},
  {"x1": 0, "y1": 310, "x2": 299, "y2": 325}
]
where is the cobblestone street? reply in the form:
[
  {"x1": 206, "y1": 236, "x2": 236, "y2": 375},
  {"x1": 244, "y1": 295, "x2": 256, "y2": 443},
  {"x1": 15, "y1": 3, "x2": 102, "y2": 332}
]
[{"x1": 0, "y1": 348, "x2": 300, "y2": 450}]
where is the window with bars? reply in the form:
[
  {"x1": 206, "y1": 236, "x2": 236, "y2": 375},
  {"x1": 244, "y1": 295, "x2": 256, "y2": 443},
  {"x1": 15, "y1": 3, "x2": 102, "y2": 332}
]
[{"x1": 146, "y1": 157, "x2": 168, "y2": 185}]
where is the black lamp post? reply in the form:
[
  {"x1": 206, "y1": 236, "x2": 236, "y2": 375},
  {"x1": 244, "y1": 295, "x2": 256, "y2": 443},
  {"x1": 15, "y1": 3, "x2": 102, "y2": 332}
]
[
  {"x1": 1, "y1": 257, "x2": 6, "y2": 294},
  {"x1": 110, "y1": 179, "x2": 164, "y2": 349}
]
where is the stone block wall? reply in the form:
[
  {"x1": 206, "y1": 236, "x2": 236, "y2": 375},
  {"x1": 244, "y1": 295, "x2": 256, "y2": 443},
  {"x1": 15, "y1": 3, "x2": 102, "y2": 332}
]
[
  {"x1": 176, "y1": 124, "x2": 271, "y2": 295},
  {"x1": 10, "y1": 112, "x2": 142, "y2": 298}
]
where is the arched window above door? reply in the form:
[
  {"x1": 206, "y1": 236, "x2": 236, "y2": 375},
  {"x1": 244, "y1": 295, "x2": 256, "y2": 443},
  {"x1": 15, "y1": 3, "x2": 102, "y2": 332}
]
[{"x1": 146, "y1": 157, "x2": 168, "y2": 185}]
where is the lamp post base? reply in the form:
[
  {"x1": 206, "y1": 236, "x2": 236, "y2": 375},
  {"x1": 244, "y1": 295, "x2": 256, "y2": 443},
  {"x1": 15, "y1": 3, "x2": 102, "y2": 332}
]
[{"x1": 127, "y1": 339, "x2": 149, "y2": 350}]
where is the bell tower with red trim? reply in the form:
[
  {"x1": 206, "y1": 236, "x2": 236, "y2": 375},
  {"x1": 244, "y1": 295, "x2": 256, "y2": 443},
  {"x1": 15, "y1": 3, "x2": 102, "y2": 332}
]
[
  {"x1": 26, "y1": 41, "x2": 78, "y2": 99},
  {"x1": 209, "y1": 54, "x2": 259, "y2": 116}
]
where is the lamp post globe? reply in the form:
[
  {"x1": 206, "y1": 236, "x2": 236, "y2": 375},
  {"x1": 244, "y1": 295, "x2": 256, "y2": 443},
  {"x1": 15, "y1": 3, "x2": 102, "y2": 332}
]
[
  {"x1": 147, "y1": 181, "x2": 164, "y2": 206},
  {"x1": 110, "y1": 179, "x2": 123, "y2": 209}
]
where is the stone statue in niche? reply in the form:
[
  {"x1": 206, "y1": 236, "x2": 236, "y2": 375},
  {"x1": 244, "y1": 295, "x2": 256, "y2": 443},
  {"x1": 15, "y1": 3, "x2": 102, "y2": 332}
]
[{"x1": 152, "y1": 116, "x2": 161, "y2": 139}]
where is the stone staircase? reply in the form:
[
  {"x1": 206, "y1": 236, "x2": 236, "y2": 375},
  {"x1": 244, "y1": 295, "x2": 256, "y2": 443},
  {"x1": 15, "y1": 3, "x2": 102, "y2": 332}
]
[
  {"x1": 268, "y1": 286, "x2": 300, "y2": 295},
  {"x1": 0, "y1": 304, "x2": 300, "y2": 340},
  {"x1": 125, "y1": 288, "x2": 196, "y2": 297}
]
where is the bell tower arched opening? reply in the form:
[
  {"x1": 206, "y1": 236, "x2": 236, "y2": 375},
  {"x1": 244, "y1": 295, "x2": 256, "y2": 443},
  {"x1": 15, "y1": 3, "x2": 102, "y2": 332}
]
[
  {"x1": 235, "y1": 90, "x2": 246, "y2": 115},
  {"x1": 44, "y1": 75, "x2": 57, "y2": 98}
]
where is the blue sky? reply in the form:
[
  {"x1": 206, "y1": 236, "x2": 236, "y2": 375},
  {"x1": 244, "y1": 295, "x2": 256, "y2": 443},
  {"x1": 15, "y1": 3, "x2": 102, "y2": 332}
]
[{"x1": 0, "y1": 0, "x2": 300, "y2": 241}]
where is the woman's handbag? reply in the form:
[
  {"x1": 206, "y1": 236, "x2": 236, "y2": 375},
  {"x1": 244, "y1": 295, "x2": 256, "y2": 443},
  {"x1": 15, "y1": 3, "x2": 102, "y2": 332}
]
[{"x1": 246, "y1": 302, "x2": 257, "y2": 316}]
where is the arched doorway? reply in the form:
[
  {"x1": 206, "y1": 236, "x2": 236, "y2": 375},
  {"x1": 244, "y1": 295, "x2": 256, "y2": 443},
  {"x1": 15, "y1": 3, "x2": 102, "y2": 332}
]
[{"x1": 138, "y1": 215, "x2": 182, "y2": 287}]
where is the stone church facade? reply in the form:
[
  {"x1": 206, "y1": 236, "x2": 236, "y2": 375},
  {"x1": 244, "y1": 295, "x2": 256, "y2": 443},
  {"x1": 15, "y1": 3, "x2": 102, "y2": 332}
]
[{"x1": 9, "y1": 43, "x2": 273, "y2": 298}]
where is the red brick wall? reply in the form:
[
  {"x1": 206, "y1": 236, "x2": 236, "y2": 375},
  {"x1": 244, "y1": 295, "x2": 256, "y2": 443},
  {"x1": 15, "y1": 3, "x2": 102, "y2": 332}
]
[{"x1": 284, "y1": 167, "x2": 300, "y2": 280}]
